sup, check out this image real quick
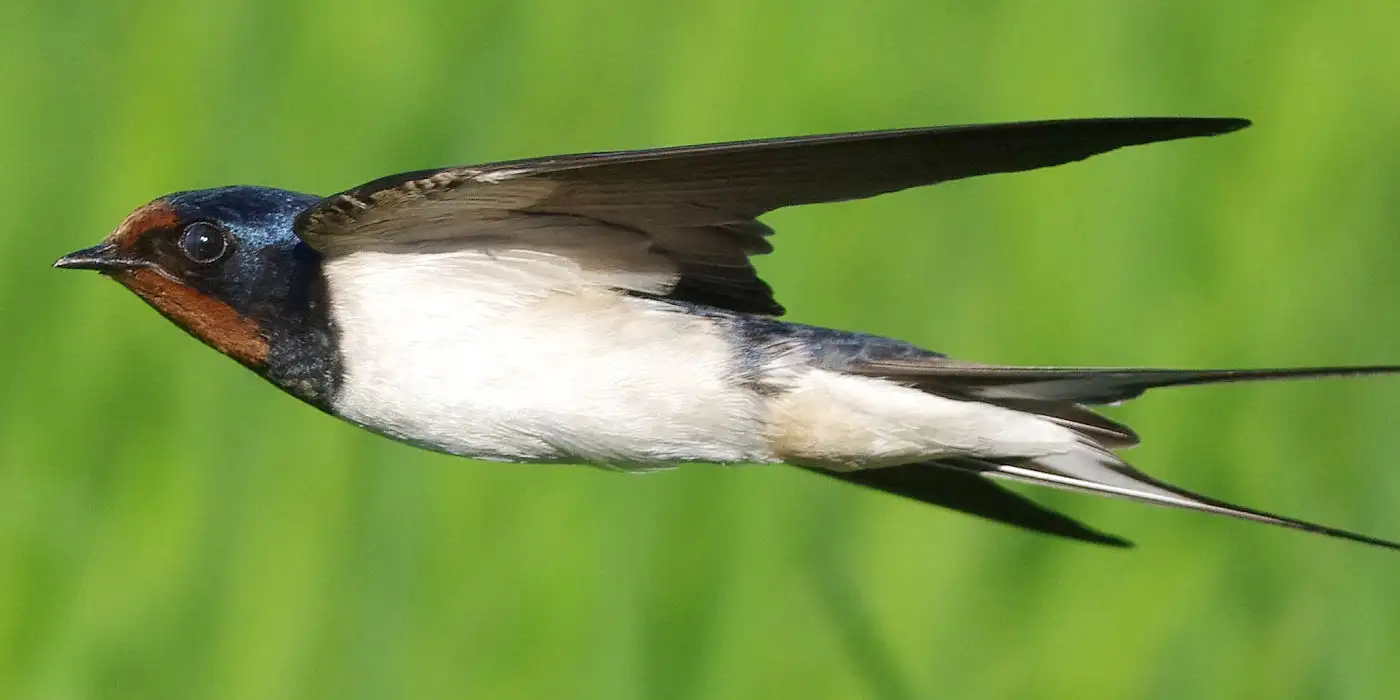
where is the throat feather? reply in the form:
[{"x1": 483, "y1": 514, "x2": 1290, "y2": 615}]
[{"x1": 117, "y1": 269, "x2": 269, "y2": 368}]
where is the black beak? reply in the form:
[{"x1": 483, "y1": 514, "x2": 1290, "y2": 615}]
[{"x1": 53, "y1": 243, "x2": 143, "y2": 272}]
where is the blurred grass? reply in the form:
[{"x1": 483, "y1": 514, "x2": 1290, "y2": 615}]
[{"x1": 2, "y1": 0, "x2": 1399, "y2": 698}]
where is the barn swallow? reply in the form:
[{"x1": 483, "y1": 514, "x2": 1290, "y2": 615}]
[{"x1": 55, "y1": 117, "x2": 1400, "y2": 550}]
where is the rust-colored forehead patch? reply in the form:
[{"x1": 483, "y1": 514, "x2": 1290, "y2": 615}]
[
  {"x1": 108, "y1": 199, "x2": 180, "y2": 250},
  {"x1": 115, "y1": 268, "x2": 269, "y2": 368}
]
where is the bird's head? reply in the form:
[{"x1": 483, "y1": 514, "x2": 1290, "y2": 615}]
[{"x1": 54, "y1": 186, "x2": 340, "y2": 404}]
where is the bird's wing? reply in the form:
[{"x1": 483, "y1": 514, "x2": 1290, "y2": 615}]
[
  {"x1": 293, "y1": 117, "x2": 1250, "y2": 315},
  {"x1": 805, "y1": 462, "x2": 1133, "y2": 547}
]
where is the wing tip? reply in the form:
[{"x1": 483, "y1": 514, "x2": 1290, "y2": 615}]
[
  {"x1": 1091, "y1": 532, "x2": 1136, "y2": 549},
  {"x1": 1121, "y1": 115, "x2": 1252, "y2": 142},
  {"x1": 801, "y1": 463, "x2": 1138, "y2": 549},
  {"x1": 1198, "y1": 116, "x2": 1252, "y2": 134}
]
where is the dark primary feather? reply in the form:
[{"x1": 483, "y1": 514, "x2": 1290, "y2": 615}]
[
  {"x1": 806, "y1": 462, "x2": 1133, "y2": 547},
  {"x1": 295, "y1": 117, "x2": 1250, "y2": 315}
]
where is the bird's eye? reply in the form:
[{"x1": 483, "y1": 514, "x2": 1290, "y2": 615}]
[{"x1": 178, "y1": 222, "x2": 230, "y2": 264}]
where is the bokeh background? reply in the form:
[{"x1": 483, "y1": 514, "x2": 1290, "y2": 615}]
[{"x1": 3, "y1": 1, "x2": 1399, "y2": 698}]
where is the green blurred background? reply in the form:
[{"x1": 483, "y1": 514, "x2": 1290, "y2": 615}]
[{"x1": 3, "y1": 1, "x2": 1399, "y2": 698}]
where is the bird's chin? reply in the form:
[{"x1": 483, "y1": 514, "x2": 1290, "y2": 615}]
[
  {"x1": 107, "y1": 265, "x2": 181, "y2": 286},
  {"x1": 112, "y1": 267, "x2": 271, "y2": 369},
  {"x1": 100, "y1": 268, "x2": 144, "y2": 289}
]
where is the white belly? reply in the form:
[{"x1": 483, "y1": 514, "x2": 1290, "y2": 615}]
[{"x1": 322, "y1": 249, "x2": 775, "y2": 466}]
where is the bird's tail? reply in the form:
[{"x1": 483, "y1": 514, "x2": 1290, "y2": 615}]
[
  {"x1": 811, "y1": 362, "x2": 1400, "y2": 550},
  {"x1": 811, "y1": 447, "x2": 1400, "y2": 550},
  {"x1": 844, "y1": 362, "x2": 1400, "y2": 406}
]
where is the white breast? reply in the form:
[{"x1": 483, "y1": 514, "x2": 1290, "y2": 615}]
[{"x1": 322, "y1": 248, "x2": 775, "y2": 467}]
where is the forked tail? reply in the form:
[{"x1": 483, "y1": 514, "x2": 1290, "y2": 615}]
[{"x1": 811, "y1": 361, "x2": 1400, "y2": 549}]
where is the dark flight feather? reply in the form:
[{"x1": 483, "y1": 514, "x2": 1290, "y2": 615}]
[
  {"x1": 295, "y1": 117, "x2": 1250, "y2": 315},
  {"x1": 805, "y1": 462, "x2": 1133, "y2": 547}
]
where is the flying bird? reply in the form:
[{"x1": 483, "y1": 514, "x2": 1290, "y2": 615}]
[{"x1": 54, "y1": 117, "x2": 1400, "y2": 550}]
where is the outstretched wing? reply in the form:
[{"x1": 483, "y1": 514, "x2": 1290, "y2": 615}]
[
  {"x1": 805, "y1": 462, "x2": 1133, "y2": 547},
  {"x1": 294, "y1": 117, "x2": 1250, "y2": 315}
]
